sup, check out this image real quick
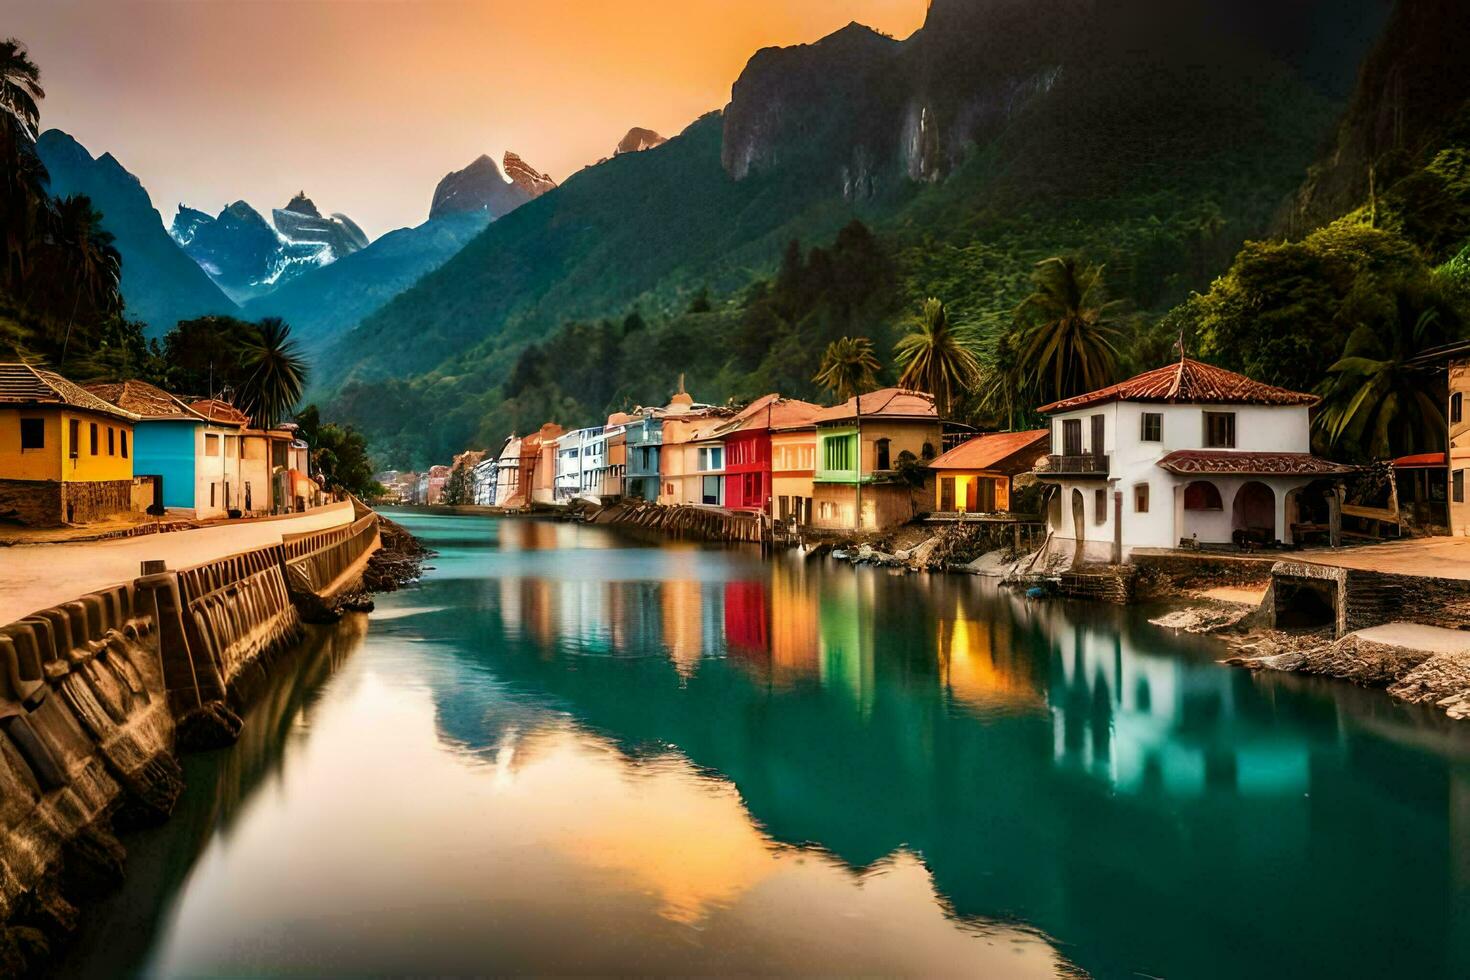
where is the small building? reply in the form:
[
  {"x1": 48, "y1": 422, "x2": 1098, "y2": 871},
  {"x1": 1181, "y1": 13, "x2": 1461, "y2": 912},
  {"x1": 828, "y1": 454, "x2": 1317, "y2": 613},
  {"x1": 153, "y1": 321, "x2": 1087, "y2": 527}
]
[
  {"x1": 600, "y1": 412, "x2": 633, "y2": 498},
  {"x1": 0, "y1": 363, "x2": 140, "y2": 526},
  {"x1": 656, "y1": 387, "x2": 727, "y2": 507},
  {"x1": 929, "y1": 429, "x2": 1051, "y2": 515},
  {"x1": 771, "y1": 418, "x2": 818, "y2": 527},
  {"x1": 811, "y1": 388, "x2": 942, "y2": 530},
  {"x1": 624, "y1": 411, "x2": 664, "y2": 501},
  {"x1": 473, "y1": 454, "x2": 499, "y2": 505},
  {"x1": 240, "y1": 426, "x2": 294, "y2": 515},
  {"x1": 1034, "y1": 357, "x2": 1351, "y2": 563},
  {"x1": 187, "y1": 398, "x2": 252, "y2": 516},
  {"x1": 522, "y1": 422, "x2": 564, "y2": 507},
  {"x1": 554, "y1": 428, "x2": 590, "y2": 501},
  {"x1": 424, "y1": 464, "x2": 452, "y2": 505},
  {"x1": 686, "y1": 423, "x2": 726, "y2": 508},
  {"x1": 718, "y1": 394, "x2": 823, "y2": 515},
  {"x1": 494, "y1": 435, "x2": 522, "y2": 506}
]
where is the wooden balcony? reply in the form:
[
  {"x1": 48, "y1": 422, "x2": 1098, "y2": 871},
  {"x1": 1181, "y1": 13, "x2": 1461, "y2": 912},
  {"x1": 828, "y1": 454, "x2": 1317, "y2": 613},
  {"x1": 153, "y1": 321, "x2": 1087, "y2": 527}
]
[{"x1": 1036, "y1": 454, "x2": 1110, "y2": 478}]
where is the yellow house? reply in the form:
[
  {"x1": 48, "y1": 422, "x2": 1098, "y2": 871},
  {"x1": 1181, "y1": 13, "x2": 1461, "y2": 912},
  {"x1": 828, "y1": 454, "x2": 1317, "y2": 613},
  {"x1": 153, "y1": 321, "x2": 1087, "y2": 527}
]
[
  {"x1": 929, "y1": 429, "x2": 1051, "y2": 514},
  {"x1": 0, "y1": 362, "x2": 139, "y2": 526}
]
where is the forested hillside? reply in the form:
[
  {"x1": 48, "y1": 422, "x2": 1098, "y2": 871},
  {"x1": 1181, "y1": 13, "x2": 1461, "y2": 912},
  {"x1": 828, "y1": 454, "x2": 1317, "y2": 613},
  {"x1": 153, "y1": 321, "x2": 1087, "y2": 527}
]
[{"x1": 326, "y1": 0, "x2": 1391, "y2": 467}]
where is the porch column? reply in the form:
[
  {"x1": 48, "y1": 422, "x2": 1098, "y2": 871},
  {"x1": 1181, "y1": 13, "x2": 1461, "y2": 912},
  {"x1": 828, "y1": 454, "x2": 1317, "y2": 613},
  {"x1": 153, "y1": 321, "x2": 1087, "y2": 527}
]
[
  {"x1": 1112, "y1": 489, "x2": 1123, "y2": 564},
  {"x1": 1327, "y1": 484, "x2": 1343, "y2": 548},
  {"x1": 1273, "y1": 481, "x2": 1291, "y2": 546}
]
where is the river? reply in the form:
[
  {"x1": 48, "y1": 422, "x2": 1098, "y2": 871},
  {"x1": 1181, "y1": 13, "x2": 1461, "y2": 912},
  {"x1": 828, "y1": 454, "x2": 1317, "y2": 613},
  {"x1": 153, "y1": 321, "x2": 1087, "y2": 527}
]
[{"x1": 56, "y1": 510, "x2": 1470, "y2": 978}]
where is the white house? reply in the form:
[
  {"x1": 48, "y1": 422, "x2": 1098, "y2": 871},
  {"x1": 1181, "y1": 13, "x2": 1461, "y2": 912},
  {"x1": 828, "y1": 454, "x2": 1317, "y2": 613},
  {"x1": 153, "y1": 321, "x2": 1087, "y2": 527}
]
[
  {"x1": 1035, "y1": 357, "x2": 1351, "y2": 563},
  {"x1": 554, "y1": 427, "x2": 589, "y2": 501},
  {"x1": 577, "y1": 425, "x2": 608, "y2": 497},
  {"x1": 493, "y1": 435, "x2": 522, "y2": 507},
  {"x1": 472, "y1": 454, "x2": 499, "y2": 506}
]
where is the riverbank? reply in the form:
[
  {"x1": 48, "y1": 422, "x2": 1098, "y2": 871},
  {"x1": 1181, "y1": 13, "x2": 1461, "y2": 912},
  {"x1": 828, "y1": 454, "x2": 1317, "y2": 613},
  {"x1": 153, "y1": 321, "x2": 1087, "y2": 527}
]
[{"x1": 0, "y1": 504, "x2": 411, "y2": 976}]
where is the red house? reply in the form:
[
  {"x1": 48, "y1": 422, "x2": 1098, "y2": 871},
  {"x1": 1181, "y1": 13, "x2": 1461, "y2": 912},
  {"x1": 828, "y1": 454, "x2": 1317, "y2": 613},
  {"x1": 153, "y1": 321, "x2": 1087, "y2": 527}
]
[{"x1": 719, "y1": 394, "x2": 822, "y2": 513}]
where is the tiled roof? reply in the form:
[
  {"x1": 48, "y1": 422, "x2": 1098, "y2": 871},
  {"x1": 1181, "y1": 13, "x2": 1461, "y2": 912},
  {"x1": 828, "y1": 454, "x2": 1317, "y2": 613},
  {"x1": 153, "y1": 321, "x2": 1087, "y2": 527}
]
[
  {"x1": 0, "y1": 362, "x2": 139, "y2": 421},
  {"x1": 929, "y1": 429, "x2": 1050, "y2": 473},
  {"x1": 1157, "y1": 450, "x2": 1352, "y2": 477},
  {"x1": 85, "y1": 379, "x2": 203, "y2": 421},
  {"x1": 719, "y1": 394, "x2": 824, "y2": 434},
  {"x1": 188, "y1": 398, "x2": 250, "y2": 427},
  {"x1": 812, "y1": 388, "x2": 938, "y2": 424},
  {"x1": 1037, "y1": 358, "x2": 1319, "y2": 414}
]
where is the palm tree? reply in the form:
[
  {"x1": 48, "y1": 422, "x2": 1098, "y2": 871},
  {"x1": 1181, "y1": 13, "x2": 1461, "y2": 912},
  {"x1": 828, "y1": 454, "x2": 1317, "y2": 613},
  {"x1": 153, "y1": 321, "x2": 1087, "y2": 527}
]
[
  {"x1": 813, "y1": 336, "x2": 880, "y2": 403},
  {"x1": 1315, "y1": 281, "x2": 1457, "y2": 460},
  {"x1": 236, "y1": 317, "x2": 308, "y2": 428},
  {"x1": 894, "y1": 297, "x2": 980, "y2": 418},
  {"x1": 53, "y1": 195, "x2": 121, "y2": 311},
  {"x1": 1013, "y1": 256, "x2": 1122, "y2": 406},
  {"x1": 0, "y1": 38, "x2": 43, "y2": 142}
]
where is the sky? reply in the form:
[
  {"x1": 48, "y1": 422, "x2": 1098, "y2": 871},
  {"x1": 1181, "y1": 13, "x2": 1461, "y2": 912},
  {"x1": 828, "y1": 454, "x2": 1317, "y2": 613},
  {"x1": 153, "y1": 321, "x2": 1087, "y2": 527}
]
[{"x1": 3, "y1": 0, "x2": 928, "y2": 239}]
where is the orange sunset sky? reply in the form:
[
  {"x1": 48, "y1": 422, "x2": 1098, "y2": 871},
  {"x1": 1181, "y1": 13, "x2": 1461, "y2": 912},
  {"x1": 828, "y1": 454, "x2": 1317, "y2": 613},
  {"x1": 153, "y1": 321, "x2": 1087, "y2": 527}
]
[{"x1": 3, "y1": 0, "x2": 929, "y2": 238}]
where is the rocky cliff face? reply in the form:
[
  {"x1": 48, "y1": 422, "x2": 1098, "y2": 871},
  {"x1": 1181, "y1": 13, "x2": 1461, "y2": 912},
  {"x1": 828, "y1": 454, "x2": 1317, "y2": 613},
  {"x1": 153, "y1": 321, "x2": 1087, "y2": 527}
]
[
  {"x1": 503, "y1": 152, "x2": 557, "y2": 199},
  {"x1": 429, "y1": 154, "x2": 534, "y2": 221},
  {"x1": 271, "y1": 192, "x2": 369, "y2": 258},
  {"x1": 1278, "y1": 0, "x2": 1466, "y2": 237}
]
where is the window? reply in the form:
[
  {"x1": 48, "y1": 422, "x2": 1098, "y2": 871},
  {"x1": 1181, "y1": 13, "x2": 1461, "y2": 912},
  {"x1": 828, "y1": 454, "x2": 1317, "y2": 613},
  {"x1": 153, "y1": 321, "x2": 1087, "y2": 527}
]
[
  {"x1": 205, "y1": 433, "x2": 221, "y2": 457},
  {"x1": 69, "y1": 419, "x2": 80, "y2": 458},
  {"x1": 1062, "y1": 418, "x2": 1083, "y2": 456},
  {"x1": 824, "y1": 435, "x2": 853, "y2": 471},
  {"x1": 1141, "y1": 412, "x2": 1162, "y2": 442},
  {"x1": 875, "y1": 438, "x2": 891, "y2": 471},
  {"x1": 19, "y1": 418, "x2": 43, "y2": 450},
  {"x1": 1094, "y1": 488, "x2": 1107, "y2": 524},
  {"x1": 1134, "y1": 483, "x2": 1150, "y2": 513},
  {"x1": 1453, "y1": 392, "x2": 1464, "y2": 425},
  {"x1": 1455, "y1": 469, "x2": 1465, "y2": 504},
  {"x1": 107, "y1": 427, "x2": 115, "y2": 455},
  {"x1": 1203, "y1": 411, "x2": 1236, "y2": 448},
  {"x1": 210, "y1": 483, "x2": 216, "y2": 507},
  {"x1": 701, "y1": 476, "x2": 721, "y2": 505},
  {"x1": 120, "y1": 430, "x2": 128, "y2": 458},
  {"x1": 225, "y1": 435, "x2": 239, "y2": 457},
  {"x1": 89, "y1": 422, "x2": 98, "y2": 455}
]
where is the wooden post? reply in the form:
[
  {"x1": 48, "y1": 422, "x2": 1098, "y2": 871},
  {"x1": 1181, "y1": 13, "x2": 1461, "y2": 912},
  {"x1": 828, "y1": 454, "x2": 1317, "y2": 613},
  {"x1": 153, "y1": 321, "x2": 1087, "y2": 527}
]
[
  {"x1": 1112, "y1": 490, "x2": 1123, "y2": 565},
  {"x1": 1328, "y1": 484, "x2": 1343, "y2": 549}
]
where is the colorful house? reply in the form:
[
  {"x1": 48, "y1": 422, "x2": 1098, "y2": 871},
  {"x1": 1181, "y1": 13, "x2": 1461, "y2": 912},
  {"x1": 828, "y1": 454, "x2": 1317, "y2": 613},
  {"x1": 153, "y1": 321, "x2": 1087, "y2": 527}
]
[
  {"x1": 771, "y1": 418, "x2": 819, "y2": 526},
  {"x1": 929, "y1": 429, "x2": 1051, "y2": 515},
  {"x1": 600, "y1": 412, "x2": 633, "y2": 498},
  {"x1": 494, "y1": 435, "x2": 522, "y2": 506},
  {"x1": 240, "y1": 426, "x2": 294, "y2": 515},
  {"x1": 526, "y1": 422, "x2": 564, "y2": 506},
  {"x1": 686, "y1": 423, "x2": 726, "y2": 507},
  {"x1": 811, "y1": 388, "x2": 942, "y2": 530},
  {"x1": 717, "y1": 394, "x2": 822, "y2": 515},
  {"x1": 624, "y1": 411, "x2": 664, "y2": 501},
  {"x1": 656, "y1": 388, "x2": 727, "y2": 507},
  {"x1": 472, "y1": 453, "x2": 499, "y2": 505},
  {"x1": 1034, "y1": 357, "x2": 1350, "y2": 562},
  {"x1": 0, "y1": 363, "x2": 140, "y2": 526}
]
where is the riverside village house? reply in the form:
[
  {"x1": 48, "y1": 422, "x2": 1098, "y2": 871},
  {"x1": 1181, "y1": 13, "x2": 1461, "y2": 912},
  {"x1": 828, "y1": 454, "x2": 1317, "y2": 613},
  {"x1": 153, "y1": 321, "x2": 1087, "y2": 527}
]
[
  {"x1": 0, "y1": 362, "x2": 140, "y2": 526},
  {"x1": 1034, "y1": 357, "x2": 1351, "y2": 563},
  {"x1": 811, "y1": 388, "x2": 943, "y2": 530}
]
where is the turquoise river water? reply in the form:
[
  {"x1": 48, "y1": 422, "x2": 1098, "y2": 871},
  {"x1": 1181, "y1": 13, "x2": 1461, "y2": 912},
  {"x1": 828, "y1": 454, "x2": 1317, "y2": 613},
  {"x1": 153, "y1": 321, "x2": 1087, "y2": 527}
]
[{"x1": 57, "y1": 510, "x2": 1470, "y2": 977}]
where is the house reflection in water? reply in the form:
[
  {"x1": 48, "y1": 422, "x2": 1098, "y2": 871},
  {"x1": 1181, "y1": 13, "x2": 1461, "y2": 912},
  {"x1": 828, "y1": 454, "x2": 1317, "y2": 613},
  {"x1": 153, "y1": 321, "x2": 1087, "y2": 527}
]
[
  {"x1": 935, "y1": 595, "x2": 1046, "y2": 715},
  {"x1": 1046, "y1": 616, "x2": 1310, "y2": 798}
]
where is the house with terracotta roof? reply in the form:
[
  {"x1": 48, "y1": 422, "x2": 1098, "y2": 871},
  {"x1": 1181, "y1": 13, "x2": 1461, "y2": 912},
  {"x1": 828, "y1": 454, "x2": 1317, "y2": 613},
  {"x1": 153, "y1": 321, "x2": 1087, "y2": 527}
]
[
  {"x1": 0, "y1": 363, "x2": 141, "y2": 525},
  {"x1": 714, "y1": 394, "x2": 823, "y2": 516},
  {"x1": 87, "y1": 380, "x2": 262, "y2": 519},
  {"x1": 811, "y1": 388, "x2": 943, "y2": 530},
  {"x1": 929, "y1": 429, "x2": 1050, "y2": 515},
  {"x1": 655, "y1": 385, "x2": 727, "y2": 508},
  {"x1": 1399, "y1": 341, "x2": 1470, "y2": 535},
  {"x1": 1033, "y1": 357, "x2": 1351, "y2": 562}
]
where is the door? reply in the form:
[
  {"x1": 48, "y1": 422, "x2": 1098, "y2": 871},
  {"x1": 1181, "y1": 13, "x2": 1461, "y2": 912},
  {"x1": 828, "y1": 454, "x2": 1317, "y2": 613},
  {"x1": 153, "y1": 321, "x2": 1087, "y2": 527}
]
[
  {"x1": 940, "y1": 478, "x2": 955, "y2": 511},
  {"x1": 1063, "y1": 419, "x2": 1082, "y2": 456},
  {"x1": 965, "y1": 479, "x2": 978, "y2": 512},
  {"x1": 977, "y1": 478, "x2": 996, "y2": 513}
]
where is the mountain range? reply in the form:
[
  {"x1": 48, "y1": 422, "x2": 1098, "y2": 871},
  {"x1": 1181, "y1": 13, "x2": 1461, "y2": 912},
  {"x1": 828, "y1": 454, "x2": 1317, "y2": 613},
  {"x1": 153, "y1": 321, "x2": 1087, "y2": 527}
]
[
  {"x1": 311, "y1": 0, "x2": 1399, "y2": 465},
  {"x1": 34, "y1": 129, "x2": 237, "y2": 336}
]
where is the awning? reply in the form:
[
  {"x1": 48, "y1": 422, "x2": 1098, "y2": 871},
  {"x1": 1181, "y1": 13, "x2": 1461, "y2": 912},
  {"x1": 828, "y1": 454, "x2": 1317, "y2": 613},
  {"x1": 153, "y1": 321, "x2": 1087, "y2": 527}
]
[{"x1": 1157, "y1": 450, "x2": 1353, "y2": 477}]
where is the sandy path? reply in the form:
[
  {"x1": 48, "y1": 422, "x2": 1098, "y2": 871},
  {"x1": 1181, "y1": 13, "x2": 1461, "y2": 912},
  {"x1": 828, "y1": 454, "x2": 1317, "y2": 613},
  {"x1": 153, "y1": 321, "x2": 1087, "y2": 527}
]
[{"x1": 0, "y1": 501, "x2": 354, "y2": 625}]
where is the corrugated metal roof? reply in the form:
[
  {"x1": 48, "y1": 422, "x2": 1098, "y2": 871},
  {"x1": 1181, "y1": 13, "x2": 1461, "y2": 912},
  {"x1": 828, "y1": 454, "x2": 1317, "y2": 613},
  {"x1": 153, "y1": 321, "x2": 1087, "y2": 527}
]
[
  {"x1": 929, "y1": 429, "x2": 1050, "y2": 473},
  {"x1": 0, "y1": 362, "x2": 139, "y2": 421},
  {"x1": 85, "y1": 379, "x2": 204, "y2": 421},
  {"x1": 812, "y1": 388, "x2": 938, "y2": 424},
  {"x1": 1037, "y1": 358, "x2": 1319, "y2": 414}
]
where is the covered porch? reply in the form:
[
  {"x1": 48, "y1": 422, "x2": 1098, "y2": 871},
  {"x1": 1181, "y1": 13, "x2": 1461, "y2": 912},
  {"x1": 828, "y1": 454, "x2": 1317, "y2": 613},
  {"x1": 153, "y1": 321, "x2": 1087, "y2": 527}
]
[{"x1": 1159, "y1": 451, "x2": 1352, "y2": 550}]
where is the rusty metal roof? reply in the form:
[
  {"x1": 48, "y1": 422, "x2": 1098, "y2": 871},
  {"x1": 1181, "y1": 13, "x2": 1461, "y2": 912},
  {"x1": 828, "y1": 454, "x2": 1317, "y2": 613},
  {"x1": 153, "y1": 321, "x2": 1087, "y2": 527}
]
[
  {"x1": 1037, "y1": 358, "x2": 1319, "y2": 414},
  {"x1": 1157, "y1": 450, "x2": 1352, "y2": 476},
  {"x1": 188, "y1": 398, "x2": 250, "y2": 427},
  {"x1": 929, "y1": 429, "x2": 1050, "y2": 473},
  {"x1": 85, "y1": 379, "x2": 204, "y2": 421},
  {"x1": 0, "y1": 362, "x2": 139, "y2": 421},
  {"x1": 812, "y1": 388, "x2": 938, "y2": 424}
]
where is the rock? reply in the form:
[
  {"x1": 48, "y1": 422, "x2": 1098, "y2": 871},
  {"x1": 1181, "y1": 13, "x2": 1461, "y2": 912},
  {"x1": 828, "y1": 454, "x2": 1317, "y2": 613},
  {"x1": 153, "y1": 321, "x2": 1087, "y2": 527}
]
[
  {"x1": 503, "y1": 152, "x2": 557, "y2": 198},
  {"x1": 1149, "y1": 606, "x2": 1251, "y2": 634},
  {"x1": 175, "y1": 700, "x2": 244, "y2": 752},
  {"x1": 60, "y1": 823, "x2": 127, "y2": 902},
  {"x1": 614, "y1": 127, "x2": 667, "y2": 155},
  {"x1": 429, "y1": 154, "x2": 533, "y2": 221},
  {"x1": 0, "y1": 926, "x2": 48, "y2": 976}
]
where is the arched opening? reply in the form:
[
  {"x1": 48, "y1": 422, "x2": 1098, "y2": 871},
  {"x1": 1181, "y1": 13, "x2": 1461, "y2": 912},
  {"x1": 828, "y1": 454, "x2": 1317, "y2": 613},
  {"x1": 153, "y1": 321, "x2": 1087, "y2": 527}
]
[
  {"x1": 1183, "y1": 481, "x2": 1223, "y2": 511},
  {"x1": 1232, "y1": 481, "x2": 1276, "y2": 546}
]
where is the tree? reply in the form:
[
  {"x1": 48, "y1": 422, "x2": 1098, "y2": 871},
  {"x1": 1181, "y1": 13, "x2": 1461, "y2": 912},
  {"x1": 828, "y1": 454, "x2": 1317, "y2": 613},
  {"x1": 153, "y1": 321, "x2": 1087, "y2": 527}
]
[
  {"x1": 440, "y1": 462, "x2": 474, "y2": 505},
  {"x1": 296, "y1": 404, "x2": 381, "y2": 498},
  {"x1": 893, "y1": 297, "x2": 980, "y2": 418},
  {"x1": 1314, "y1": 275, "x2": 1463, "y2": 460},
  {"x1": 813, "y1": 336, "x2": 881, "y2": 403},
  {"x1": 0, "y1": 38, "x2": 43, "y2": 142},
  {"x1": 0, "y1": 39, "x2": 47, "y2": 292},
  {"x1": 236, "y1": 317, "x2": 307, "y2": 428},
  {"x1": 1013, "y1": 256, "x2": 1122, "y2": 406},
  {"x1": 51, "y1": 195, "x2": 121, "y2": 317}
]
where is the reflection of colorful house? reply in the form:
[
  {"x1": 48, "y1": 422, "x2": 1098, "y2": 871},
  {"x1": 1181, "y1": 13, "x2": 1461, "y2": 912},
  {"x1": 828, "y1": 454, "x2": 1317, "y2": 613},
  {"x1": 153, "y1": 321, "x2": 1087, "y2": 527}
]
[
  {"x1": 717, "y1": 394, "x2": 822, "y2": 515},
  {"x1": 1034, "y1": 358, "x2": 1350, "y2": 562},
  {"x1": 723, "y1": 580, "x2": 770, "y2": 659},
  {"x1": 0, "y1": 363, "x2": 139, "y2": 526},
  {"x1": 811, "y1": 388, "x2": 942, "y2": 530},
  {"x1": 929, "y1": 429, "x2": 1050, "y2": 515}
]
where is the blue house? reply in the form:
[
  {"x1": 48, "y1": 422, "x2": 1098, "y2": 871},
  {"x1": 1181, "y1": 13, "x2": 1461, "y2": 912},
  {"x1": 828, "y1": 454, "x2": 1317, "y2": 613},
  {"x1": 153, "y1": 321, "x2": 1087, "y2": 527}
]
[{"x1": 85, "y1": 379, "x2": 227, "y2": 516}]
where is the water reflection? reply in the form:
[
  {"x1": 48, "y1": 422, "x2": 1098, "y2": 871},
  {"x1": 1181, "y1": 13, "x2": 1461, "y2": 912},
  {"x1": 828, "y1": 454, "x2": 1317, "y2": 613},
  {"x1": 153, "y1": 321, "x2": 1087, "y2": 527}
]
[{"x1": 61, "y1": 513, "x2": 1470, "y2": 978}]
